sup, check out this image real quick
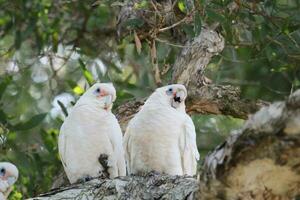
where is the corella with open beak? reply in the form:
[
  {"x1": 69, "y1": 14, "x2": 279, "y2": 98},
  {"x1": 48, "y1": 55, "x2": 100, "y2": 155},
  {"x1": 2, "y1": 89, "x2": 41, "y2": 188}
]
[
  {"x1": 124, "y1": 84, "x2": 200, "y2": 176},
  {"x1": 0, "y1": 162, "x2": 18, "y2": 200},
  {"x1": 58, "y1": 83, "x2": 126, "y2": 184}
]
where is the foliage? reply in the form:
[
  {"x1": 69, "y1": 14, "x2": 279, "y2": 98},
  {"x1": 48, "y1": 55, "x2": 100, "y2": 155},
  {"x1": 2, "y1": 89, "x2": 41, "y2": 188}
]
[{"x1": 0, "y1": 0, "x2": 299, "y2": 198}]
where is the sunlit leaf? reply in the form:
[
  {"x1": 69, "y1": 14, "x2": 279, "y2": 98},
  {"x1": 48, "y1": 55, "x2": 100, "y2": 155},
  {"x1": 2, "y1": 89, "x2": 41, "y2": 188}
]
[
  {"x1": 72, "y1": 85, "x2": 84, "y2": 95},
  {"x1": 134, "y1": 0, "x2": 148, "y2": 9},
  {"x1": 79, "y1": 59, "x2": 95, "y2": 86},
  {"x1": 178, "y1": 1, "x2": 186, "y2": 13}
]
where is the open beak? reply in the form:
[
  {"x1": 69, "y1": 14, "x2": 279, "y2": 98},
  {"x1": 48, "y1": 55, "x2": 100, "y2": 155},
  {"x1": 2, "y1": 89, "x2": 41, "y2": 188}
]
[
  {"x1": 173, "y1": 90, "x2": 185, "y2": 103},
  {"x1": 171, "y1": 90, "x2": 185, "y2": 108}
]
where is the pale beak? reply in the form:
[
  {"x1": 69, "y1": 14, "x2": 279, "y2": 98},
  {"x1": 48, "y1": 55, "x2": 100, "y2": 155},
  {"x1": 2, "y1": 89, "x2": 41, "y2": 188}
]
[
  {"x1": 100, "y1": 90, "x2": 108, "y2": 97},
  {"x1": 104, "y1": 95, "x2": 113, "y2": 110},
  {"x1": 7, "y1": 176, "x2": 16, "y2": 185}
]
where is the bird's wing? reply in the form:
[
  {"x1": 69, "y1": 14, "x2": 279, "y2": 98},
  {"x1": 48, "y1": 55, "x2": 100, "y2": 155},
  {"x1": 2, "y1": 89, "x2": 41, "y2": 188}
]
[
  {"x1": 0, "y1": 192, "x2": 5, "y2": 200},
  {"x1": 58, "y1": 124, "x2": 68, "y2": 171},
  {"x1": 0, "y1": 181, "x2": 9, "y2": 193},
  {"x1": 180, "y1": 116, "x2": 200, "y2": 175},
  {"x1": 108, "y1": 116, "x2": 127, "y2": 176},
  {"x1": 123, "y1": 123, "x2": 132, "y2": 175}
]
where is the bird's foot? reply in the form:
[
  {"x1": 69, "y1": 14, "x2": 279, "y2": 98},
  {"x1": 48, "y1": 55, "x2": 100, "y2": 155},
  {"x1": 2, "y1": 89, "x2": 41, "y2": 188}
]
[
  {"x1": 98, "y1": 154, "x2": 109, "y2": 170},
  {"x1": 98, "y1": 154, "x2": 110, "y2": 178},
  {"x1": 146, "y1": 170, "x2": 162, "y2": 177},
  {"x1": 97, "y1": 171, "x2": 109, "y2": 179},
  {"x1": 76, "y1": 175, "x2": 94, "y2": 184}
]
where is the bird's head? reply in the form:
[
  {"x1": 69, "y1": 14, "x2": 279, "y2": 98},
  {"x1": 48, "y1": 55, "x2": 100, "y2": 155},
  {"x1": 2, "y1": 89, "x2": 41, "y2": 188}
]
[
  {"x1": 0, "y1": 162, "x2": 18, "y2": 191},
  {"x1": 79, "y1": 83, "x2": 116, "y2": 110},
  {"x1": 155, "y1": 84, "x2": 187, "y2": 110}
]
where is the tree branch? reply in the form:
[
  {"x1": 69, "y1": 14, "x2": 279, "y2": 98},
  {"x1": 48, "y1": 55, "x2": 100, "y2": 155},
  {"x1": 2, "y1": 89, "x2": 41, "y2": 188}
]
[
  {"x1": 201, "y1": 89, "x2": 300, "y2": 199},
  {"x1": 32, "y1": 173, "x2": 199, "y2": 200},
  {"x1": 186, "y1": 84, "x2": 268, "y2": 119}
]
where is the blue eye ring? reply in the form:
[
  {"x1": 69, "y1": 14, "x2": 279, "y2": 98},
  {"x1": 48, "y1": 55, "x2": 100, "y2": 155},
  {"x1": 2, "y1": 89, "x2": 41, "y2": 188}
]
[
  {"x1": 166, "y1": 88, "x2": 173, "y2": 95},
  {"x1": 96, "y1": 88, "x2": 100, "y2": 93},
  {"x1": 0, "y1": 168, "x2": 5, "y2": 176}
]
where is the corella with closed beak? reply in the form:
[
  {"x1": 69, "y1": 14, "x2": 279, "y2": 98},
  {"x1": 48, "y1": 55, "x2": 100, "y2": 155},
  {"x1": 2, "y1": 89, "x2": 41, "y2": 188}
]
[{"x1": 58, "y1": 83, "x2": 126, "y2": 184}]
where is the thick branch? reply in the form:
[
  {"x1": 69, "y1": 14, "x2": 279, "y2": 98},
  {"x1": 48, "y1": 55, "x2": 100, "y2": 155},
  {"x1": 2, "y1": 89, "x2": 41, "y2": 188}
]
[
  {"x1": 201, "y1": 89, "x2": 300, "y2": 199},
  {"x1": 171, "y1": 27, "x2": 224, "y2": 87},
  {"x1": 32, "y1": 173, "x2": 199, "y2": 200},
  {"x1": 186, "y1": 84, "x2": 268, "y2": 119}
]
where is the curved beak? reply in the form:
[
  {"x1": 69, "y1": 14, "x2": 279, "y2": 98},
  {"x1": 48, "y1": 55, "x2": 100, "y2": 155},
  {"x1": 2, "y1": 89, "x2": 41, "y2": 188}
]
[
  {"x1": 7, "y1": 176, "x2": 16, "y2": 185},
  {"x1": 103, "y1": 95, "x2": 114, "y2": 110}
]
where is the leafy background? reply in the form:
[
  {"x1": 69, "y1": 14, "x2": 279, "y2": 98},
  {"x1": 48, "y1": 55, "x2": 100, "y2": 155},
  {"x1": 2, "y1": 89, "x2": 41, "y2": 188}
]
[{"x1": 0, "y1": 0, "x2": 299, "y2": 198}]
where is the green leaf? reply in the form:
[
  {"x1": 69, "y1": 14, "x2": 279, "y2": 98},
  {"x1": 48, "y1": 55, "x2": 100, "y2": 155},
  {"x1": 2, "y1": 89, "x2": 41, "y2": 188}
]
[
  {"x1": 57, "y1": 100, "x2": 68, "y2": 117},
  {"x1": 78, "y1": 59, "x2": 95, "y2": 86},
  {"x1": 134, "y1": 0, "x2": 148, "y2": 9},
  {"x1": 182, "y1": 24, "x2": 195, "y2": 39},
  {"x1": 0, "y1": 110, "x2": 8, "y2": 125},
  {"x1": 178, "y1": 1, "x2": 186, "y2": 13},
  {"x1": 52, "y1": 32, "x2": 59, "y2": 52},
  {"x1": 0, "y1": 76, "x2": 12, "y2": 100},
  {"x1": 72, "y1": 85, "x2": 85, "y2": 95},
  {"x1": 194, "y1": 11, "x2": 202, "y2": 36},
  {"x1": 14, "y1": 30, "x2": 22, "y2": 49},
  {"x1": 11, "y1": 113, "x2": 47, "y2": 131},
  {"x1": 124, "y1": 18, "x2": 145, "y2": 29},
  {"x1": 206, "y1": 8, "x2": 225, "y2": 23}
]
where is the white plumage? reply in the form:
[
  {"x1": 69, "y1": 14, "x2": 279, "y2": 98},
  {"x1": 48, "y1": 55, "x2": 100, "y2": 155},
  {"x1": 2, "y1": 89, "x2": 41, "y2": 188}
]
[
  {"x1": 0, "y1": 162, "x2": 18, "y2": 200},
  {"x1": 124, "y1": 84, "x2": 200, "y2": 176},
  {"x1": 58, "y1": 83, "x2": 126, "y2": 184}
]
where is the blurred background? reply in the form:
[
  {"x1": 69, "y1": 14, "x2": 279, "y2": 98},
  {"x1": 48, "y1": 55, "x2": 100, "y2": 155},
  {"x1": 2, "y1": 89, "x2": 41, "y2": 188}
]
[{"x1": 0, "y1": 0, "x2": 299, "y2": 198}]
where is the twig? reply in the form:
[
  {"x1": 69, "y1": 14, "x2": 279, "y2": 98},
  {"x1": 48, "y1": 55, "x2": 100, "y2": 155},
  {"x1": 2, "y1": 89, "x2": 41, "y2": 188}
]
[
  {"x1": 158, "y1": 16, "x2": 187, "y2": 32},
  {"x1": 155, "y1": 38, "x2": 186, "y2": 48}
]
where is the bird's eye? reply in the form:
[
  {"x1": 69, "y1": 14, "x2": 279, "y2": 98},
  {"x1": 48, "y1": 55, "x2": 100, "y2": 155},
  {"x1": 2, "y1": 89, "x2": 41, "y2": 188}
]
[
  {"x1": 96, "y1": 88, "x2": 101, "y2": 93},
  {"x1": 0, "y1": 168, "x2": 5, "y2": 176},
  {"x1": 166, "y1": 88, "x2": 173, "y2": 95}
]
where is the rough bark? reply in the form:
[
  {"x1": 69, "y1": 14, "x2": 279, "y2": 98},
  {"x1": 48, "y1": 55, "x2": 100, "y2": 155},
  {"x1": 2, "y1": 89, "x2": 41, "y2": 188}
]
[
  {"x1": 201, "y1": 89, "x2": 300, "y2": 200},
  {"x1": 31, "y1": 173, "x2": 199, "y2": 200},
  {"x1": 33, "y1": 90, "x2": 300, "y2": 200},
  {"x1": 171, "y1": 28, "x2": 224, "y2": 87}
]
